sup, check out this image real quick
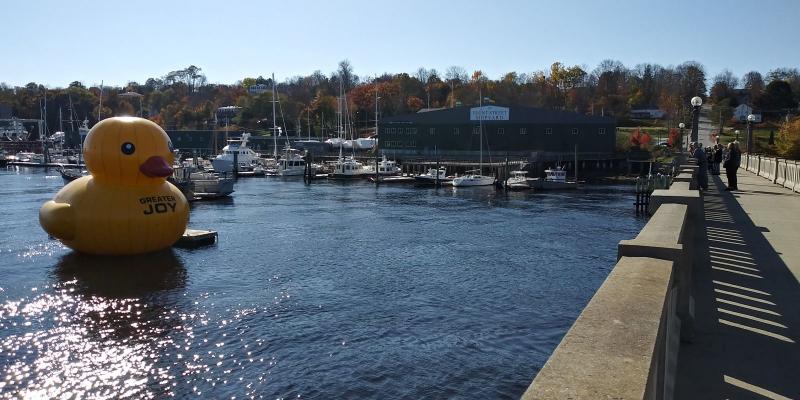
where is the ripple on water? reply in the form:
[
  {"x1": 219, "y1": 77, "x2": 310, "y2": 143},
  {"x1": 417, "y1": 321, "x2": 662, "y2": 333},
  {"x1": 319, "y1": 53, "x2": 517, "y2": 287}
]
[{"x1": 1, "y1": 170, "x2": 645, "y2": 399}]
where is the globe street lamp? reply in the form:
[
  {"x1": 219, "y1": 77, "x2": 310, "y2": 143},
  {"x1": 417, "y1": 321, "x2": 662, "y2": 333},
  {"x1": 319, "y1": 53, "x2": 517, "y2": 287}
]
[
  {"x1": 679, "y1": 122, "x2": 686, "y2": 151},
  {"x1": 735, "y1": 129, "x2": 740, "y2": 142},
  {"x1": 746, "y1": 114, "x2": 756, "y2": 153},
  {"x1": 690, "y1": 96, "x2": 702, "y2": 143}
]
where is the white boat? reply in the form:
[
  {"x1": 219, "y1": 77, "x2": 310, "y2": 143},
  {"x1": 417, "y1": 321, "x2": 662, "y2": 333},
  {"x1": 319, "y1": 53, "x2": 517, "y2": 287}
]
[
  {"x1": 328, "y1": 76, "x2": 366, "y2": 180},
  {"x1": 15, "y1": 151, "x2": 45, "y2": 164},
  {"x1": 211, "y1": 132, "x2": 260, "y2": 173},
  {"x1": 414, "y1": 167, "x2": 449, "y2": 184},
  {"x1": 190, "y1": 171, "x2": 235, "y2": 198},
  {"x1": 531, "y1": 165, "x2": 578, "y2": 190},
  {"x1": 364, "y1": 153, "x2": 401, "y2": 176},
  {"x1": 277, "y1": 149, "x2": 307, "y2": 176},
  {"x1": 354, "y1": 137, "x2": 377, "y2": 149},
  {"x1": 452, "y1": 88, "x2": 495, "y2": 187},
  {"x1": 505, "y1": 170, "x2": 530, "y2": 190},
  {"x1": 1, "y1": 118, "x2": 30, "y2": 141},
  {"x1": 452, "y1": 170, "x2": 495, "y2": 187},
  {"x1": 545, "y1": 166, "x2": 568, "y2": 182},
  {"x1": 330, "y1": 156, "x2": 366, "y2": 179}
]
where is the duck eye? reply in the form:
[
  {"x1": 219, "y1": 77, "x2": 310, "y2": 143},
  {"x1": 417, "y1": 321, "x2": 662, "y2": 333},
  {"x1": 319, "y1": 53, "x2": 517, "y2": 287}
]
[{"x1": 121, "y1": 142, "x2": 136, "y2": 155}]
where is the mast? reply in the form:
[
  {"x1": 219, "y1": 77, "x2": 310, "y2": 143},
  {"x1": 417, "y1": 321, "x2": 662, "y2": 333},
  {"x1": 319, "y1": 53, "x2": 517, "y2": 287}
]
[
  {"x1": 98, "y1": 80, "x2": 103, "y2": 121},
  {"x1": 272, "y1": 73, "x2": 277, "y2": 159},
  {"x1": 479, "y1": 86, "x2": 483, "y2": 175},
  {"x1": 375, "y1": 88, "x2": 379, "y2": 152},
  {"x1": 307, "y1": 109, "x2": 311, "y2": 141},
  {"x1": 338, "y1": 78, "x2": 343, "y2": 160}
]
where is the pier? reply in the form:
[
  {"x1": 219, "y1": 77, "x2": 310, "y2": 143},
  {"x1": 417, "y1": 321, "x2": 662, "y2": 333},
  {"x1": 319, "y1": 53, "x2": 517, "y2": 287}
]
[{"x1": 523, "y1": 154, "x2": 800, "y2": 399}]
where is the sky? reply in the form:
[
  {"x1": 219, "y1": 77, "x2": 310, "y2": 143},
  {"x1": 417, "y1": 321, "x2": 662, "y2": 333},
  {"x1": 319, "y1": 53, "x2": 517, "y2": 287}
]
[{"x1": 3, "y1": 0, "x2": 799, "y2": 88}]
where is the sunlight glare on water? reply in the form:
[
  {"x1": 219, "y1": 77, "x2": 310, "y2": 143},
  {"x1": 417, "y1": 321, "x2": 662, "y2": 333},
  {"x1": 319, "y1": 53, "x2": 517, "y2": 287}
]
[{"x1": 1, "y1": 167, "x2": 644, "y2": 399}]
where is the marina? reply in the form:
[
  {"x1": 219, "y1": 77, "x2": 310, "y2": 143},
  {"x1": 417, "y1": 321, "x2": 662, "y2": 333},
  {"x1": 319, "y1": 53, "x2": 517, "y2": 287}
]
[{"x1": 1, "y1": 165, "x2": 645, "y2": 399}]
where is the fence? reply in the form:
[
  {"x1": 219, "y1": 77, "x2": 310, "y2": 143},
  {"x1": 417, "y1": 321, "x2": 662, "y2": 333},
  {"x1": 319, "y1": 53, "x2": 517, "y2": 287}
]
[{"x1": 743, "y1": 154, "x2": 800, "y2": 193}]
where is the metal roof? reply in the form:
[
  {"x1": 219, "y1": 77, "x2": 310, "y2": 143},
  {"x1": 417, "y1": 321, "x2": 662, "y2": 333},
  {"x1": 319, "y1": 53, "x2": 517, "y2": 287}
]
[{"x1": 380, "y1": 105, "x2": 615, "y2": 125}]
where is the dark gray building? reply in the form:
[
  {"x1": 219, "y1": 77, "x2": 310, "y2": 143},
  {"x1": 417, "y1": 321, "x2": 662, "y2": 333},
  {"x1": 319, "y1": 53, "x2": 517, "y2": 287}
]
[{"x1": 378, "y1": 105, "x2": 616, "y2": 161}]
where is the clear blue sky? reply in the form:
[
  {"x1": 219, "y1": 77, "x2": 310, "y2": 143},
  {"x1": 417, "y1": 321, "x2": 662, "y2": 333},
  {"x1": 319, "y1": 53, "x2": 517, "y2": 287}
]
[{"x1": 3, "y1": 0, "x2": 799, "y2": 88}]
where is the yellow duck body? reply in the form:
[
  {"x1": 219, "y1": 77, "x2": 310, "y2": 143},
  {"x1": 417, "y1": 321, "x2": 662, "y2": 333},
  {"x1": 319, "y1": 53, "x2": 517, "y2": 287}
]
[{"x1": 39, "y1": 117, "x2": 189, "y2": 255}]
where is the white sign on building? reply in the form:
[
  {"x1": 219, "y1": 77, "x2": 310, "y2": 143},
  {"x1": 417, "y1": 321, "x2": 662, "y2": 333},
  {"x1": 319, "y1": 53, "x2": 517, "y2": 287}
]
[
  {"x1": 470, "y1": 105, "x2": 509, "y2": 121},
  {"x1": 248, "y1": 84, "x2": 270, "y2": 95}
]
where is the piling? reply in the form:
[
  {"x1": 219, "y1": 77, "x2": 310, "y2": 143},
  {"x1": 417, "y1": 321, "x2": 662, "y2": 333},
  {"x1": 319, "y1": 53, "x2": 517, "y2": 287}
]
[{"x1": 233, "y1": 152, "x2": 239, "y2": 179}]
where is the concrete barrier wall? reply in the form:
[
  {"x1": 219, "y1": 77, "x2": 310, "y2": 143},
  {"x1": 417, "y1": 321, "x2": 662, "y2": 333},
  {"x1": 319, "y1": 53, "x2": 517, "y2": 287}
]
[
  {"x1": 522, "y1": 257, "x2": 675, "y2": 400},
  {"x1": 523, "y1": 170, "x2": 698, "y2": 400},
  {"x1": 742, "y1": 154, "x2": 800, "y2": 194}
]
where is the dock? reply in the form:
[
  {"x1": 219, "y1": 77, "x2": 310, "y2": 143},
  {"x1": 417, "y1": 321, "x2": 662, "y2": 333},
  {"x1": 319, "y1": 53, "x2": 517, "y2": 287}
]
[{"x1": 174, "y1": 229, "x2": 218, "y2": 248}]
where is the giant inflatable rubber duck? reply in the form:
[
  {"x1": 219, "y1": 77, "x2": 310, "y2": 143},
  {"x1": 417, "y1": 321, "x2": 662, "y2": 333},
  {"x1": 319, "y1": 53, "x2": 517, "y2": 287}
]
[{"x1": 40, "y1": 117, "x2": 189, "y2": 255}]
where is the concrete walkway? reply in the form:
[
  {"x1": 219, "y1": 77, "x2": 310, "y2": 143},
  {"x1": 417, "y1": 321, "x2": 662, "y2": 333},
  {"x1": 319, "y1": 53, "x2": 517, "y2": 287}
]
[{"x1": 675, "y1": 169, "x2": 800, "y2": 399}]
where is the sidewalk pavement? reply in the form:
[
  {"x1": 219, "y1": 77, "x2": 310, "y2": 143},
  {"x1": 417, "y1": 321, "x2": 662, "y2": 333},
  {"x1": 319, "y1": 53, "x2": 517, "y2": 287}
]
[{"x1": 675, "y1": 168, "x2": 800, "y2": 399}]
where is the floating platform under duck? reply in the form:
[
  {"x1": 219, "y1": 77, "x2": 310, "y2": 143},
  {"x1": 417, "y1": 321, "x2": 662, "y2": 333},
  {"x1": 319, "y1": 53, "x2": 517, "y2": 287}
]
[{"x1": 174, "y1": 229, "x2": 218, "y2": 248}]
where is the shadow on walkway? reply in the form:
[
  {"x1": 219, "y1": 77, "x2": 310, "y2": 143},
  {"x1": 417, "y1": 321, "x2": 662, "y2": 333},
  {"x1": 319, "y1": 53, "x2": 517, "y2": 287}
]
[{"x1": 675, "y1": 173, "x2": 800, "y2": 399}]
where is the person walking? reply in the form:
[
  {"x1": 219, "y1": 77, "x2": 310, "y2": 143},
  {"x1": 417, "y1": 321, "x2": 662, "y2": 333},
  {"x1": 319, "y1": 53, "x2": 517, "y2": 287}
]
[
  {"x1": 691, "y1": 142, "x2": 709, "y2": 190},
  {"x1": 712, "y1": 143, "x2": 723, "y2": 175},
  {"x1": 723, "y1": 142, "x2": 740, "y2": 191}
]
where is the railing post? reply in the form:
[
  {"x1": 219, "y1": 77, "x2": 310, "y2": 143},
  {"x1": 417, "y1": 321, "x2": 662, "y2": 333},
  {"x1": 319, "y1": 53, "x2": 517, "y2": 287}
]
[{"x1": 774, "y1": 158, "x2": 780, "y2": 184}]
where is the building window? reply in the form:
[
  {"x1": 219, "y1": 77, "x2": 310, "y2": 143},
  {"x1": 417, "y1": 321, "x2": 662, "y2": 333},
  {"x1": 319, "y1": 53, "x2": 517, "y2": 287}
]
[
  {"x1": 453, "y1": 127, "x2": 460, "y2": 135},
  {"x1": 390, "y1": 128, "x2": 396, "y2": 134},
  {"x1": 599, "y1": 128, "x2": 606, "y2": 135},
  {"x1": 497, "y1": 128, "x2": 505, "y2": 135},
  {"x1": 429, "y1": 128, "x2": 436, "y2": 136},
  {"x1": 572, "y1": 128, "x2": 579, "y2": 135},
  {"x1": 411, "y1": 128, "x2": 417, "y2": 135},
  {"x1": 520, "y1": 128, "x2": 527, "y2": 135},
  {"x1": 473, "y1": 126, "x2": 480, "y2": 135},
  {"x1": 545, "y1": 128, "x2": 553, "y2": 135}
]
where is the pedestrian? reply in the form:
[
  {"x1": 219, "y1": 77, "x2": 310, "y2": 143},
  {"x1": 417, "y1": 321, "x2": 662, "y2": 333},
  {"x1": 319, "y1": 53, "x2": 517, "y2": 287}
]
[
  {"x1": 706, "y1": 146, "x2": 714, "y2": 172},
  {"x1": 723, "y1": 142, "x2": 740, "y2": 191},
  {"x1": 713, "y1": 143, "x2": 723, "y2": 175},
  {"x1": 691, "y1": 142, "x2": 709, "y2": 190}
]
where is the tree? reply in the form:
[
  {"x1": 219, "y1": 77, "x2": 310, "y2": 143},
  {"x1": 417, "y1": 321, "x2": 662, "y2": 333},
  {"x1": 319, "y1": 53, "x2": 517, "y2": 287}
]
[
  {"x1": 337, "y1": 60, "x2": 357, "y2": 91},
  {"x1": 757, "y1": 80, "x2": 797, "y2": 116},
  {"x1": 742, "y1": 71, "x2": 765, "y2": 104},
  {"x1": 710, "y1": 70, "x2": 739, "y2": 103},
  {"x1": 776, "y1": 117, "x2": 800, "y2": 159}
]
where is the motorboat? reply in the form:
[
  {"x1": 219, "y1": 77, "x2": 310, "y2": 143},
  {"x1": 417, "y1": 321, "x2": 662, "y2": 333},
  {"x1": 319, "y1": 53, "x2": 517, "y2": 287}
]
[
  {"x1": 211, "y1": 132, "x2": 261, "y2": 173},
  {"x1": 277, "y1": 149, "x2": 307, "y2": 176},
  {"x1": 15, "y1": 152, "x2": 45, "y2": 164},
  {"x1": 329, "y1": 156, "x2": 366, "y2": 179},
  {"x1": 414, "y1": 168, "x2": 449, "y2": 185},
  {"x1": 190, "y1": 171, "x2": 236, "y2": 198},
  {"x1": 364, "y1": 153, "x2": 401, "y2": 176},
  {"x1": 531, "y1": 165, "x2": 578, "y2": 190},
  {"x1": 1, "y1": 118, "x2": 30, "y2": 141},
  {"x1": 505, "y1": 170, "x2": 531, "y2": 190}
]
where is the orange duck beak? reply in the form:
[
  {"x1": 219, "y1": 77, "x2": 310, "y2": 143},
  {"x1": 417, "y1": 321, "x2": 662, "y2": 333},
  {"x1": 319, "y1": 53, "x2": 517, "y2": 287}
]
[{"x1": 139, "y1": 156, "x2": 173, "y2": 178}]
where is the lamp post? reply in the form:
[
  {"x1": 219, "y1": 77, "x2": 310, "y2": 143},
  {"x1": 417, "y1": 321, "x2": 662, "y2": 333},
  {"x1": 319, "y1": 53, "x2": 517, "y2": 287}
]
[
  {"x1": 679, "y1": 122, "x2": 686, "y2": 151},
  {"x1": 690, "y1": 96, "x2": 702, "y2": 143},
  {"x1": 746, "y1": 114, "x2": 755, "y2": 153},
  {"x1": 735, "y1": 129, "x2": 740, "y2": 142}
]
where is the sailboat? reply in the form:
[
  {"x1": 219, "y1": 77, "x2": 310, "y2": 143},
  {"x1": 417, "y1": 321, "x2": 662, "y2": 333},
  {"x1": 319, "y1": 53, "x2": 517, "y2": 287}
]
[
  {"x1": 329, "y1": 78, "x2": 366, "y2": 180},
  {"x1": 452, "y1": 88, "x2": 495, "y2": 187}
]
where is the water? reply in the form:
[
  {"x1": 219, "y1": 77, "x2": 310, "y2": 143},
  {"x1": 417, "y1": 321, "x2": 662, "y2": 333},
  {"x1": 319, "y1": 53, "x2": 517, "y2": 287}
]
[{"x1": 0, "y1": 167, "x2": 644, "y2": 399}]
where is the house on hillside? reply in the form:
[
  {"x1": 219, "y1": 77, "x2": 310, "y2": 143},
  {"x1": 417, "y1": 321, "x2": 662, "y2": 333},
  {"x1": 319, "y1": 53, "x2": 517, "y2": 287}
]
[
  {"x1": 733, "y1": 104, "x2": 762, "y2": 123},
  {"x1": 630, "y1": 108, "x2": 666, "y2": 119}
]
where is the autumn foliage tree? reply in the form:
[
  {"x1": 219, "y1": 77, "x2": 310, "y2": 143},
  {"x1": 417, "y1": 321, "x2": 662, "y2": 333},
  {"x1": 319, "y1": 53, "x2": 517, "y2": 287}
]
[{"x1": 776, "y1": 117, "x2": 800, "y2": 159}]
